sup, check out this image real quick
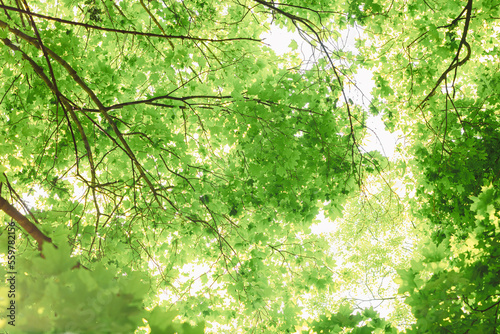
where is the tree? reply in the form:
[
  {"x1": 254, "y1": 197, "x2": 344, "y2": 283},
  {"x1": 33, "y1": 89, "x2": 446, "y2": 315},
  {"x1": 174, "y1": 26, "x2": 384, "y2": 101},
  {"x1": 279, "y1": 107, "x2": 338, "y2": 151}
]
[
  {"x1": 299, "y1": 0, "x2": 500, "y2": 331},
  {"x1": 0, "y1": 0, "x2": 373, "y2": 332},
  {"x1": 1, "y1": 0, "x2": 499, "y2": 333},
  {"x1": 351, "y1": 0, "x2": 500, "y2": 332}
]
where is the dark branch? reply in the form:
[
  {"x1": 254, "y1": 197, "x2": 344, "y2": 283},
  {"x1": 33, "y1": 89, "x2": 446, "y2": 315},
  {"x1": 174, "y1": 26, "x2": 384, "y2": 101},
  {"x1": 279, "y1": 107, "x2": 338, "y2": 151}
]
[{"x1": 0, "y1": 4, "x2": 261, "y2": 43}]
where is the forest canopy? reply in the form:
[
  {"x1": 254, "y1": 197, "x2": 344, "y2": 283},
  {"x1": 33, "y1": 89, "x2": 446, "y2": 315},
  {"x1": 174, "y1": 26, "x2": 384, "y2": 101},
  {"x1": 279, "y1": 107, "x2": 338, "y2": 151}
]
[{"x1": 0, "y1": 0, "x2": 499, "y2": 333}]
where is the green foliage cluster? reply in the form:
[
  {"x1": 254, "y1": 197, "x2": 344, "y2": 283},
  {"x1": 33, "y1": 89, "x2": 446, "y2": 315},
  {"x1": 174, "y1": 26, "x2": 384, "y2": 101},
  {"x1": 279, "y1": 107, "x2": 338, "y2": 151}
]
[
  {"x1": 0, "y1": 0, "x2": 499, "y2": 333},
  {"x1": 0, "y1": 243, "x2": 147, "y2": 333}
]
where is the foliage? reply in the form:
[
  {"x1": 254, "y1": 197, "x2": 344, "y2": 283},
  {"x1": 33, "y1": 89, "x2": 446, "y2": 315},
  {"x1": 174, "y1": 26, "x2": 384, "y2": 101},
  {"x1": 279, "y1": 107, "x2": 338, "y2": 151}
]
[
  {"x1": 0, "y1": 0, "x2": 368, "y2": 332},
  {"x1": 353, "y1": 0, "x2": 500, "y2": 332},
  {"x1": 322, "y1": 165, "x2": 419, "y2": 328},
  {"x1": 0, "y1": 0, "x2": 499, "y2": 333},
  {"x1": 306, "y1": 305, "x2": 398, "y2": 334},
  {"x1": 0, "y1": 243, "x2": 147, "y2": 333}
]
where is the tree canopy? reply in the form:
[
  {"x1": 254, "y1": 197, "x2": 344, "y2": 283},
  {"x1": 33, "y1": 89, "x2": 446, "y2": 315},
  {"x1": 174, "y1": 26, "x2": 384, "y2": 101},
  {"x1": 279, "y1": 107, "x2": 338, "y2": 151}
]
[{"x1": 0, "y1": 0, "x2": 499, "y2": 333}]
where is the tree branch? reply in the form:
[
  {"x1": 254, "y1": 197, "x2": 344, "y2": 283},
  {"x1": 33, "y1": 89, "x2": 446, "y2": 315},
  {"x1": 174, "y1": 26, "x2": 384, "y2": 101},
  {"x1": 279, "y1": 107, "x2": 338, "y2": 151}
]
[
  {"x1": 0, "y1": 4, "x2": 260, "y2": 43},
  {"x1": 418, "y1": 0, "x2": 473, "y2": 109},
  {"x1": 0, "y1": 34, "x2": 98, "y2": 193},
  {"x1": 0, "y1": 19, "x2": 177, "y2": 211},
  {"x1": 0, "y1": 195, "x2": 52, "y2": 249}
]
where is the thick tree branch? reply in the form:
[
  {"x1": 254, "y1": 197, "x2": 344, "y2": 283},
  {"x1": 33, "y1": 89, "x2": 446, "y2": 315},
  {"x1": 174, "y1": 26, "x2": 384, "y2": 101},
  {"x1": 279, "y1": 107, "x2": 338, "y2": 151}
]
[
  {"x1": 0, "y1": 195, "x2": 52, "y2": 248},
  {"x1": 418, "y1": 0, "x2": 473, "y2": 109}
]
